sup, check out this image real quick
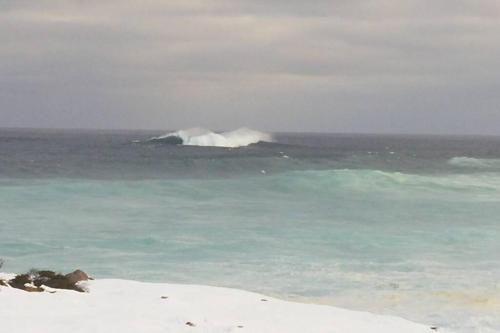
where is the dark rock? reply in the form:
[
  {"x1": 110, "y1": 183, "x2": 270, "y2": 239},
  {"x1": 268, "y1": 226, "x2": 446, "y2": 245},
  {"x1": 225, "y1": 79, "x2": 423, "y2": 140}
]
[
  {"x1": 65, "y1": 270, "x2": 89, "y2": 285},
  {"x1": 42, "y1": 276, "x2": 85, "y2": 292},
  {"x1": 7, "y1": 273, "x2": 43, "y2": 292},
  {"x1": 8, "y1": 274, "x2": 32, "y2": 290},
  {"x1": 33, "y1": 270, "x2": 61, "y2": 286},
  {"x1": 38, "y1": 270, "x2": 58, "y2": 279},
  {"x1": 185, "y1": 322, "x2": 196, "y2": 327},
  {"x1": 7, "y1": 269, "x2": 90, "y2": 293}
]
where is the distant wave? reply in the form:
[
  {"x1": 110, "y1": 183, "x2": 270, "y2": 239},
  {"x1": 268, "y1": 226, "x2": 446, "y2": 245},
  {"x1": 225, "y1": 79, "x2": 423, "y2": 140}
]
[
  {"x1": 448, "y1": 157, "x2": 500, "y2": 169},
  {"x1": 268, "y1": 169, "x2": 500, "y2": 197},
  {"x1": 149, "y1": 127, "x2": 273, "y2": 148}
]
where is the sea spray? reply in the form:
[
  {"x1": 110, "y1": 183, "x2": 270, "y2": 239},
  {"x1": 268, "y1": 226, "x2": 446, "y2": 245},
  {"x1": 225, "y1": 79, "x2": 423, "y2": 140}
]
[{"x1": 149, "y1": 127, "x2": 273, "y2": 147}]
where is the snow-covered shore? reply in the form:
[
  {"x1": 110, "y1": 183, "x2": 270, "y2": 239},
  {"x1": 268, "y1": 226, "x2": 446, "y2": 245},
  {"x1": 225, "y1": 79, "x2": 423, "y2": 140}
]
[{"x1": 0, "y1": 276, "x2": 446, "y2": 333}]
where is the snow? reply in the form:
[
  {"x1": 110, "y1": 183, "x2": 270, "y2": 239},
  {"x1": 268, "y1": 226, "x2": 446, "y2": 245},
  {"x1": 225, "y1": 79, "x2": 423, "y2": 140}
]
[{"x1": 0, "y1": 277, "x2": 448, "y2": 333}]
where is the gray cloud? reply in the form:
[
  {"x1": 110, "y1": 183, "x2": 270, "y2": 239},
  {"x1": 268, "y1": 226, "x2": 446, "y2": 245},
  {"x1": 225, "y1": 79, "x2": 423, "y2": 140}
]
[{"x1": 1, "y1": 0, "x2": 500, "y2": 134}]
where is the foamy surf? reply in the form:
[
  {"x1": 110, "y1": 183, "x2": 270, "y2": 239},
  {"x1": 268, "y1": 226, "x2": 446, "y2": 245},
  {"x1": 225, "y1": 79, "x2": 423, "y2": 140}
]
[{"x1": 149, "y1": 127, "x2": 272, "y2": 148}]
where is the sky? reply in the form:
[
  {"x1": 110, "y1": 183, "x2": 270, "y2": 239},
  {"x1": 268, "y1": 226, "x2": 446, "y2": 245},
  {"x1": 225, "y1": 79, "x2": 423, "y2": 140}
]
[{"x1": 1, "y1": 0, "x2": 500, "y2": 134}]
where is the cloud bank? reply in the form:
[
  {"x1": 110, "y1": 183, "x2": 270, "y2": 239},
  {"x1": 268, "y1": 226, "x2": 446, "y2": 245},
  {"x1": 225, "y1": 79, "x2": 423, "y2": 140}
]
[{"x1": 1, "y1": 0, "x2": 499, "y2": 134}]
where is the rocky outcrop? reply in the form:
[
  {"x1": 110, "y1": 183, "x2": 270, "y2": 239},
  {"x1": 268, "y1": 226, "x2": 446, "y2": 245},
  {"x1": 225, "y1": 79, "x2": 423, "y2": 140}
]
[{"x1": 3, "y1": 269, "x2": 91, "y2": 293}]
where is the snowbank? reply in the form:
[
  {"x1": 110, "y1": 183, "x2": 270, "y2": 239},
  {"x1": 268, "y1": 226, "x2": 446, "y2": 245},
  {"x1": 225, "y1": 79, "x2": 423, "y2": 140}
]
[{"x1": 0, "y1": 277, "x2": 445, "y2": 333}]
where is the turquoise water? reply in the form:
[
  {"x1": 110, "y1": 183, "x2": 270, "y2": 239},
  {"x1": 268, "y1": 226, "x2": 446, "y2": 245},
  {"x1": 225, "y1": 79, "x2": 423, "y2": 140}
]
[{"x1": 1, "y1": 130, "x2": 499, "y2": 332}]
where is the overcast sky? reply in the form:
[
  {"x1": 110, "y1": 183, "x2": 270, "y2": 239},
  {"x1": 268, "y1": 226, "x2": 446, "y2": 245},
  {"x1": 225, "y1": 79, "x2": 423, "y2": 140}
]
[{"x1": 1, "y1": 0, "x2": 499, "y2": 134}]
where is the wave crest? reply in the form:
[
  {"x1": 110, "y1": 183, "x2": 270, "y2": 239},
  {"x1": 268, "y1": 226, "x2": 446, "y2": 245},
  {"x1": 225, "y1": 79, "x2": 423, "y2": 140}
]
[
  {"x1": 268, "y1": 169, "x2": 500, "y2": 198},
  {"x1": 149, "y1": 127, "x2": 272, "y2": 148},
  {"x1": 448, "y1": 157, "x2": 500, "y2": 169}
]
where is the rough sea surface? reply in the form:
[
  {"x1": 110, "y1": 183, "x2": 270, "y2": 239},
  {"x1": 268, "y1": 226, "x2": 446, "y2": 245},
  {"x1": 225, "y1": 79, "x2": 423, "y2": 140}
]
[{"x1": 1, "y1": 128, "x2": 499, "y2": 333}]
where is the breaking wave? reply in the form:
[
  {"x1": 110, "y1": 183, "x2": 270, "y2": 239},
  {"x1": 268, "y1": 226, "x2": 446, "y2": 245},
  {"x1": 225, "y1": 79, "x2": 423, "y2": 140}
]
[
  {"x1": 448, "y1": 157, "x2": 500, "y2": 169},
  {"x1": 149, "y1": 127, "x2": 272, "y2": 148},
  {"x1": 266, "y1": 169, "x2": 500, "y2": 196}
]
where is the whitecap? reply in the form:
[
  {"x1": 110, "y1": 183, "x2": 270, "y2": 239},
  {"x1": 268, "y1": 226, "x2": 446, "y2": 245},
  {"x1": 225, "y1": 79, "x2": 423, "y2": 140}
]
[{"x1": 149, "y1": 127, "x2": 272, "y2": 148}]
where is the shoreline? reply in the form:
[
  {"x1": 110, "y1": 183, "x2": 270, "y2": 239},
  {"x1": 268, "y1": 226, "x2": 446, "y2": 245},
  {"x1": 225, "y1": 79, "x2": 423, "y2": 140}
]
[{"x1": 0, "y1": 275, "x2": 447, "y2": 333}]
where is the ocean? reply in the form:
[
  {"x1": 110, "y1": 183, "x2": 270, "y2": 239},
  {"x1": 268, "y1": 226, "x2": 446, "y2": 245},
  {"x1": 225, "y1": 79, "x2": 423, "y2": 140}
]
[{"x1": 1, "y1": 128, "x2": 499, "y2": 333}]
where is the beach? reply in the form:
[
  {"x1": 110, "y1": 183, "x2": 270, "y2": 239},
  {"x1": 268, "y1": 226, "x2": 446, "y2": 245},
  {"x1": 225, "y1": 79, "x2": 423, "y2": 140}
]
[{"x1": 0, "y1": 275, "x2": 444, "y2": 333}]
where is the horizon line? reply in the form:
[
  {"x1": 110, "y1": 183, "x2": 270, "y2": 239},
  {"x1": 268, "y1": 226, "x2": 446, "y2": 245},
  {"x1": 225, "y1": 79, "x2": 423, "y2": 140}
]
[{"x1": 1, "y1": 126, "x2": 500, "y2": 138}]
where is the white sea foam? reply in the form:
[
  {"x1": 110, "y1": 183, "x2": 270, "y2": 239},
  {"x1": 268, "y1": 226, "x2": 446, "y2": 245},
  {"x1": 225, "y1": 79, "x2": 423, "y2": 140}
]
[{"x1": 151, "y1": 127, "x2": 272, "y2": 148}]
